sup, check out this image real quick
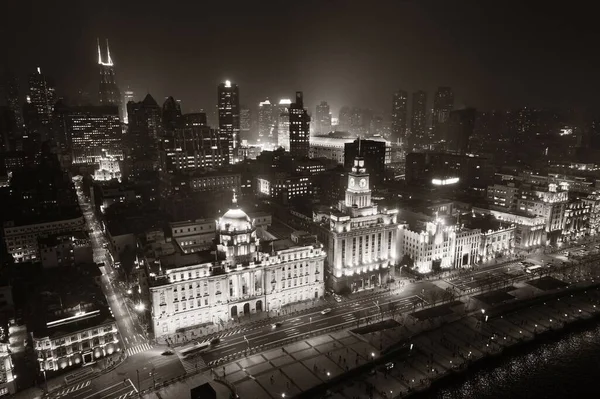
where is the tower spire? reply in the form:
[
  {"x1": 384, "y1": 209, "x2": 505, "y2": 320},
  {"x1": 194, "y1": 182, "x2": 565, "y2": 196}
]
[
  {"x1": 106, "y1": 39, "x2": 113, "y2": 66},
  {"x1": 232, "y1": 189, "x2": 238, "y2": 206},
  {"x1": 97, "y1": 38, "x2": 102, "y2": 64},
  {"x1": 358, "y1": 136, "x2": 361, "y2": 156}
]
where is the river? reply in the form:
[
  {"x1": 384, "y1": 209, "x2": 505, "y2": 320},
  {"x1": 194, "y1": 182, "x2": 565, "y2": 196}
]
[{"x1": 425, "y1": 321, "x2": 600, "y2": 398}]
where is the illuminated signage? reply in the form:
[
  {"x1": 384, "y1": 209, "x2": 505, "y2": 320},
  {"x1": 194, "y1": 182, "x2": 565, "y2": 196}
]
[{"x1": 432, "y1": 177, "x2": 460, "y2": 186}]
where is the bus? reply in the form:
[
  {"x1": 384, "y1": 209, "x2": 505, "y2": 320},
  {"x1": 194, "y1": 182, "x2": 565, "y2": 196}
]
[
  {"x1": 180, "y1": 341, "x2": 210, "y2": 359},
  {"x1": 525, "y1": 265, "x2": 543, "y2": 274}
]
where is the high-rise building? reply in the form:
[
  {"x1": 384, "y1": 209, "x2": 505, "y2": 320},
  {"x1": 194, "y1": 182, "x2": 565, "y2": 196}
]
[
  {"x1": 126, "y1": 94, "x2": 161, "y2": 174},
  {"x1": 410, "y1": 91, "x2": 427, "y2": 149},
  {"x1": 445, "y1": 108, "x2": 476, "y2": 154},
  {"x1": 240, "y1": 107, "x2": 251, "y2": 140},
  {"x1": 67, "y1": 105, "x2": 122, "y2": 164},
  {"x1": 97, "y1": 39, "x2": 122, "y2": 117},
  {"x1": 391, "y1": 90, "x2": 408, "y2": 144},
  {"x1": 217, "y1": 80, "x2": 240, "y2": 164},
  {"x1": 289, "y1": 92, "x2": 310, "y2": 158},
  {"x1": 123, "y1": 90, "x2": 134, "y2": 124},
  {"x1": 276, "y1": 99, "x2": 292, "y2": 150},
  {"x1": 27, "y1": 67, "x2": 56, "y2": 127},
  {"x1": 432, "y1": 87, "x2": 454, "y2": 141},
  {"x1": 316, "y1": 156, "x2": 399, "y2": 292},
  {"x1": 344, "y1": 138, "x2": 388, "y2": 188},
  {"x1": 258, "y1": 99, "x2": 275, "y2": 146},
  {"x1": 160, "y1": 112, "x2": 224, "y2": 173},
  {"x1": 315, "y1": 101, "x2": 332, "y2": 135},
  {"x1": 5, "y1": 74, "x2": 24, "y2": 134},
  {"x1": 161, "y1": 96, "x2": 182, "y2": 133}
]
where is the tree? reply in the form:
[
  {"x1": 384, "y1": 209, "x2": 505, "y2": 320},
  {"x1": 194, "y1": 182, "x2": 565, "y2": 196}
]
[
  {"x1": 388, "y1": 301, "x2": 398, "y2": 320},
  {"x1": 400, "y1": 254, "x2": 415, "y2": 270}
]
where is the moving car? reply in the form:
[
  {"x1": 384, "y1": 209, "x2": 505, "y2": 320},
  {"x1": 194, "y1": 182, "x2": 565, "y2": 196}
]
[
  {"x1": 334, "y1": 295, "x2": 342, "y2": 303},
  {"x1": 272, "y1": 322, "x2": 283, "y2": 329},
  {"x1": 321, "y1": 308, "x2": 332, "y2": 315}
]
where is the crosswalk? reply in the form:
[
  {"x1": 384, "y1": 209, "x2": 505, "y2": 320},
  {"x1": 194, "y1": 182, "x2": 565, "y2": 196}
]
[
  {"x1": 126, "y1": 343, "x2": 152, "y2": 356},
  {"x1": 52, "y1": 380, "x2": 91, "y2": 398}
]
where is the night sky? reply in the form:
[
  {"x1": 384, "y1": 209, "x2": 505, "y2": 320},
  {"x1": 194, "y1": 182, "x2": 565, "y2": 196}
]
[{"x1": 3, "y1": 0, "x2": 599, "y2": 115}]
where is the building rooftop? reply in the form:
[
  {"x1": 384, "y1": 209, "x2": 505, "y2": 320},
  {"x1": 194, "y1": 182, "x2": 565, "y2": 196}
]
[
  {"x1": 461, "y1": 213, "x2": 512, "y2": 233},
  {"x1": 30, "y1": 265, "x2": 113, "y2": 340}
]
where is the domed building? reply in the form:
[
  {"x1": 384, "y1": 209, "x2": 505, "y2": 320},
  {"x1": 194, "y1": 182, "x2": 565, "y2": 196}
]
[{"x1": 149, "y1": 191, "x2": 326, "y2": 337}]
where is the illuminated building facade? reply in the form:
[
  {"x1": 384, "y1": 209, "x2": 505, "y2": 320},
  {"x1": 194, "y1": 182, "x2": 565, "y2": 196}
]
[
  {"x1": 97, "y1": 39, "x2": 122, "y2": 116},
  {"x1": 398, "y1": 220, "x2": 481, "y2": 274},
  {"x1": 93, "y1": 153, "x2": 122, "y2": 181},
  {"x1": 217, "y1": 80, "x2": 240, "y2": 163},
  {"x1": 27, "y1": 67, "x2": 56, "y2": 127},
  {"x1": 255, "y1": 174, "x2": 311, "y2": 204},
  {"x1": 473, "y1": 207, "x2": 545, "y2": 249},
  {"x1": 276, "y1": 99, "x2": 292, "y2": 151},
  {"x1": 68, "y1": 106, "x2": 122, "y2": 164},
  {"x1": 258, "y1": 99, "x2": 275, "y2": 147},
  {"x1": 289, "y1": 92, "x2": 310, "y2": 158},
  {"x1": 0, "y1": 343, "x2": 16, "y2": 396},
  {"x1": 149, "y1": 197, "x2": 325, "y2": 337},
  {"x1": 316, "y1": 157, "x2": 399, "y2": 292},
  {"x1": 315, "y1": 101, "x2": 332, "y2": 135},
  {"x1": 410, "y1": 90, "x2": 427, "y2": 148},
  {"x1": 391, "y1": 90, "x2": 408, "y2": 144}
]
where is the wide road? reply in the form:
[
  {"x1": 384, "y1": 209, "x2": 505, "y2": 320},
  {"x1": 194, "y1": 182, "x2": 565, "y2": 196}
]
[
  {"x1": 75, "y1": 183, "x2": 147, "y2": 355},
  {"x1": 188, "y1": 281, "x2": 436, "y2": 365}
]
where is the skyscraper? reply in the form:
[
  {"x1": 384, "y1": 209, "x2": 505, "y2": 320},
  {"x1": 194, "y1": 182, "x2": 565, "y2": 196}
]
[
  {"x1": 276, "y1": 99, "x2": 292, "y2": 150},
  {"x1": 289, "y1": 91, "x2": 310, "y2": 158},
  {"x1": 432, "y1": 87, "x2": 454, "y2": 141},
  {"x1": 315, "y1": 101, "x2": 332, "y2": 135},
  {"x1": 126, "y1": 94, "x2": 161, "y2": 175},
  {"x1": 123, "y1": 89, "x2": 134, "y2": 124},
  {"x1": 97, "y1": 39, "x2": 122, "y2": 117},
  {"x1": 5, "y1": 74, "x2": 24, "y2": 133},
  {"x1": 391, "y1": 90, "x2": 408, "y2": 144},
  {"x1": 240, "y1": 107, "x2": 251, "y2": 141},
  {"x1": 161, "y1": 96, "x2": 182, "y2": 133},
  {"x1": 217, "y1": 80, "x2": 240, "y2": 164},
  {"x1": 67, "y1": 105, "x2": 122, "y2": 164},
  {"x1": 258, "y1": 99, "x2": 274, "y2": 146},
  {"x1": 27, "y1": 67, "x2": 56, "y2": 127},
  {"x1": 445, "y1": 108, "x2": 476, "y2": 154},
  {"x1": 410, "y1": 90, "x2": 427, "y2": 148}
]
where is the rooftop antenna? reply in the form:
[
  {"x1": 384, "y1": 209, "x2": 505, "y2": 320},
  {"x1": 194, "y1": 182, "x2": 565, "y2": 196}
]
[{"x1": 97, "y1": 38, "x2": 102, "y2": 64}]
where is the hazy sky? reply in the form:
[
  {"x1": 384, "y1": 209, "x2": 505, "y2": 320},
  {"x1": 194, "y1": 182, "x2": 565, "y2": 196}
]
[{"x1": 3, "y1": 0, "x2": 600, "y2": 116}]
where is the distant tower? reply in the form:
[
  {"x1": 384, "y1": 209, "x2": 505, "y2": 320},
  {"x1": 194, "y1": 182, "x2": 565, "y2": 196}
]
[
  {"x1": 410, "y1": 90, "x2": 427, "y2": 148},
  {"x1": 123, "y1": 89, "x2": 134, "y2": 124},
  {"x1": 432, "y1": 87, "x2": 454, "y2": 141},
  {"x1": 27, "y1": 67, "x2": 56, "y2": 127},
  {"x1": 289, "y1": 91, "x2": 310, "y2": 158},
  {"x1": 315, "y1": 101, "x2": 332, "y2": 135},
  {"x1": 98, "y1": 39, "x2": 122, "y2": 118},
  {"x1": 391, "y1": 90, "x2": 408, "y2": 144},
  {"x1": 217, "y1": 80, "x2": 240, "y2": 164}
]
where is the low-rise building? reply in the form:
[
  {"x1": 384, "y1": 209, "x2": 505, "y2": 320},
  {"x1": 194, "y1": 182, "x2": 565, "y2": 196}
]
[
  {"x1": 148, "y1": 197, "x2": 325, "y2": 337},
  {"x1": 461, "y1": 213, "x2": 515, "y2": 262},
  {"x1": 39, "y1": 231, "x2": 93, "y2": 268},
  {"x1": 3, "y1": 215, "x2": 86, "y2": 263},
  {"x1": 255, "y1": 174, "x2": 311, "y2": 204},
  {"x1": 473, "y1": 207, "x2": 545, "y2": 249},
  {"x1": 31, "y1": 267, "x2": 119, "y2": 374}
]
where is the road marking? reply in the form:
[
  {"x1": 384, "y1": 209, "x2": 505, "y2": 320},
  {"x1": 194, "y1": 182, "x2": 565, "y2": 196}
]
[
  {"x1": 79, "y1": 381, "x2": 125, "y2": 399},
  {"x1": 127, "y1": 343, "x2": 152, "y2": 356}
]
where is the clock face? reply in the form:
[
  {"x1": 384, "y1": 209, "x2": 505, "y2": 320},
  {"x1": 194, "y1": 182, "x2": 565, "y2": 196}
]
[
  {"x1": 349, "y1": 177, "x2": 355, "y2": 187},
  {"x1": 359, "y1": 178, "x2": 367, "y2": 188}
]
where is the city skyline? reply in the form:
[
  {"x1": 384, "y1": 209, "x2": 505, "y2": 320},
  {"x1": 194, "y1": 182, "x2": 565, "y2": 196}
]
[{"x1": 3, "y1": 1, "x2": 600, "y2": 116}]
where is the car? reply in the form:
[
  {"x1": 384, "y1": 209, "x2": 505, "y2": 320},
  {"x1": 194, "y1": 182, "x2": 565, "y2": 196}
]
[
  {"x1": 272, "y1": 322, "x2": 283, "y2": 329},
  {"x1": 161, "y1": 350, "x2": 174, "y2": 356},
  {"x1": 321, "y1": 308, "x2": 332, "y2": 315},
  {"x1": 385, "y1": 361, "x2": 395, "y2": 370},
  {"x1": 210, "y1": 338, "x2": 221, "y2": 345},
  {"x1": 334, "y1": 296, "x2": 342, "y2": 303}
]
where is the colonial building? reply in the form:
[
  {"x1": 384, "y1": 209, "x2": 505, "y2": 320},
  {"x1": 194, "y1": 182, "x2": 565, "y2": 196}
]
[
  {"x1": 314, "y1": 157, "x2": 399, "y2": 293},
  {"x1": 473, "y1": 207, "x2": 545, "y2": 249},
  {"x1": 149, "y1": 196, "x2": 325, "y2": 337},
  {"x1": 398, "y1": 219, "x2": 481, "y2": 273}
]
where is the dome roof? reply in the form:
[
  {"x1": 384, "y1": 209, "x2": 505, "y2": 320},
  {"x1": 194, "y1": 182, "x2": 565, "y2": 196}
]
[{"x1": 219, "y1": 207, "x2": 252, "y2": 232}]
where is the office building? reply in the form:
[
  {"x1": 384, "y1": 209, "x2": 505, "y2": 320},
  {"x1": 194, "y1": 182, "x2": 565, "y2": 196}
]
[
  {"x1": 27, "y1": 67, "x2": 56, "y2": 127},
  {"x1": 148, "y1": 197, "x2": 325, "y2": 337},
  {"x1": 65, "y1": 105, "x2": 122, "y2": 164},
  {"x1": 0, "y1": 342, "x2": 16, "y2": 396},
  {"x1": 240, "y1": 107, "x2": 251, "y2": 140},
  {"x1": 122, "y1": 90, "x2": 134, "y2": 124},
  {"x1": 314, "y1": 157, "x2": 399, "y2": 292},
  {"x1": 258, "y1": 99, "x2": 275, "y2": 146},
  {"x1": 391, "y1": 90, "x2": 408, "y2": 144},
  {"x1": 217, "y1": 80, "x2": 240, "y2": 163},
  {"x1": 289, "y1": 92, "x2": 310, "y2": 158},
  {"x1": 315, "y1": 101, "x2": 332, "y2": 135},
  {"x1": 410, "y1": 90, "x2": 427, "y2": 148},
  {"x1": 4, "y1": 74, "x2": 24, "y2": 136},
  {"x1": 445, "y1": 108, "x2": 476, "y2": 154},
  {"x1": 97, "y1": 39, "x2": 122, "y2": 116},
  {"x1": 161, "y1": 96, "x2": 182, "y2": 133},
  {"x1": 126, "y1": 94, "x2": 162, "y2": 174},
  {"x1": 256, "y1": 174, "x2": 311, "y2": 204},
  {"x1": 276, "y1": 99, "x2": 292, "y2": 151},
  {"x1": 405, "y1": 152, "x2": 492, "y2": 189},
  {"x1": 432, "y1": 87, "x2": 454, "y2": 141}
]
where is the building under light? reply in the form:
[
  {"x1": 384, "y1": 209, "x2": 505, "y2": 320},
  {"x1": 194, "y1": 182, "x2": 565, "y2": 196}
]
[
  {"x1": 217, "y1": 80, "x2": 240, "y2": 164},
  {"x1": 148, "y1": 196, "x2": 325, "y2": 337},
  {"x1": 0, "y1": 342, "x2": 16, "y2": 396},
  {"x1": 314, "y1": 157, "x2": 399, "y2": 292}
]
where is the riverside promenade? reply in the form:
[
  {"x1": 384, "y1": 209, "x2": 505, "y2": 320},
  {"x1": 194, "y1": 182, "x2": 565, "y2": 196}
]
[{"x1": 138, "y1": 276, "x2": 600, "y2": 399}]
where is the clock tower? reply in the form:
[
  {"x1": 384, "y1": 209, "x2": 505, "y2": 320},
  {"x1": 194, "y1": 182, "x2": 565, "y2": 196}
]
[{"x1": 345, "y1": 157, "x2": 372, "y2": 208}]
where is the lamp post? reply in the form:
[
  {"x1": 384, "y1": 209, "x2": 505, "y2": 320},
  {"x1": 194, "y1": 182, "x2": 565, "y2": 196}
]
[{"x1": 136, "y1": 369, "x2": 141, "y2": 397}]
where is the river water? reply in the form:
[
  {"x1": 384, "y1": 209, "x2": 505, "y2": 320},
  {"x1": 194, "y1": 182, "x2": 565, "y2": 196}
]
[{"x1": 426, "y1": 321, "x2": 600, "y2": 398}]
